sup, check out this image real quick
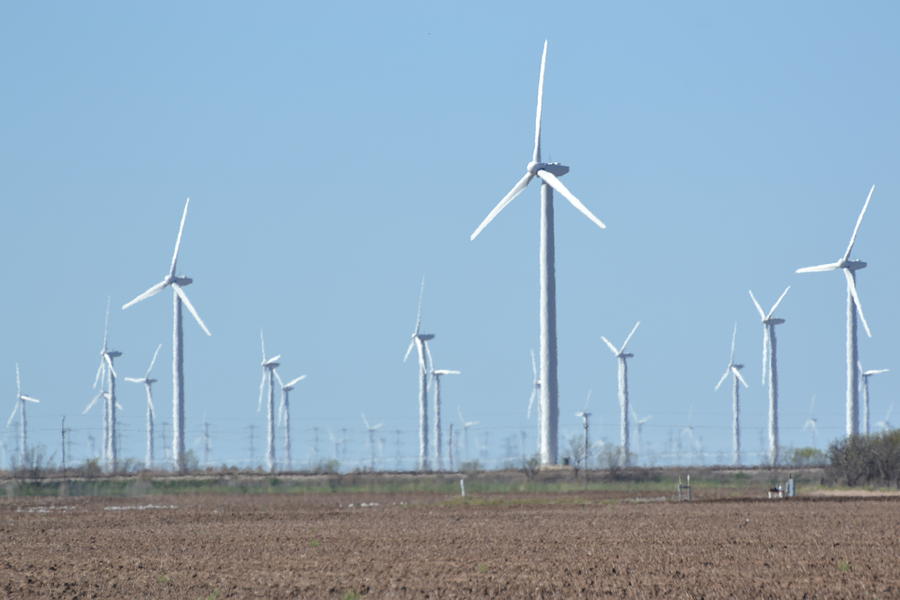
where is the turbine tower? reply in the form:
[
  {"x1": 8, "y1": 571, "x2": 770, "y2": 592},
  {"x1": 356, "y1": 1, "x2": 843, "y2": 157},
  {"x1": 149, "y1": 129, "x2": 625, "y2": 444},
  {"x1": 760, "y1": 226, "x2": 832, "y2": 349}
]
[
  {"x1": 631, "y1": 406, "x2": 652, "y2": 463},
  {"x1": 796, "y1": 185, "x2": 875, "y2": 437},
  {"x1": 804, "y1": 395, "x2": 818, "y2": 448},
  {"x1": 403, "y1": 278, "x2": 434, "y2": 471},
  {"x1": 124, "y1": 344, "x2": 162, "y2": 469},
  {"x1": 361, "y1": 413, "x2": 383, "y2": 470},
  {"x1": 89, "y1": 300, "x2": 122, "y2": 472},
  {"x1": 274, "y1": 371, "x2": 306, "y2": 471},
  {"x1": 122, "y1": 198, "x2": 212, "y2": 472},
  {"x1": 470, "y1": 41, "x2": 606, "y2": 466},
  {"x1": 575, "y1": 391, "x2": 592, "y2": 469},
  {"x1": 601, "y1": 321, "x2": 640, "y2": 466},
  {"x1": 859, "y1": 365, "x2": 889, "y2": 436},
  {"x1": 457, "y1": 406, "x2": 479, "y2": 464},
  {"x1": 430, "y1": 368, "x2": 461, "y2": 471},
  {"x1": 714, "y1": 323, "x2": 749, "y2": 466},
  {"x1": 749, "y1": 286, "x2": 790, "y2": 466},
  {"x1": 526, "y1": 349, "x2": 541, "y2": 454},
  {"x1": 257, "y1": 331, "x2": 281, "y2": 473},
  {"x1": 7, "y1": 364, "x2": 41, "y2": 466}
]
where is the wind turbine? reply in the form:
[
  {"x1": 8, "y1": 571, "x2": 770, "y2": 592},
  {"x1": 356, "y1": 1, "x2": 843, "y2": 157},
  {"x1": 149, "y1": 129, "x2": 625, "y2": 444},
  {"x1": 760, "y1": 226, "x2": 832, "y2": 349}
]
[
  {"x1": 470, "y1": 41, "x2": 606, "y2": 466},
  {"x1": 749, "y1": 286, "x2": 790, "y2": 466},
  {"x1": 89, "y1": 299, "x2": 122, "y2": 472},
  {"x1": 7, "y1": 364, "x2": 41, "y2": 467},
  {"x1": 575, "y1": 390, "x2": 592, "y2": 469},
  {"x1": 803, "y1": 395, "x2": 818, "y2": 448},
  {"x1": 361, "y1": 413, "x2": 383, "y2": 470},
  {"x1": 859, "y1": 365, "x2": 889, "y2": 436},
  {"x1": 124, "y1": 343, "x2": 162, "y2": 469},
  {"x1": 274, "y1": 370, "x2": 306, "y2": 471},
  {"x1": 601, "y1": 321, "x2": 640, "y2": 466},
  {"x1": 714, "y1": 323, "x2": 749, "y2": 466},
  {"x1": 795, "y1": 185, "x2": 875, "y2": 437},
  {"x1": 403, "y1": 278, "x2": 434, "y2": 471},
  {"x1": 526, "y1": 349, "x2": 541, "y2": 454},
  {"x1": 457, "y1": 406, "x2": 479, "y2": 464},
  {"x1": 631, "y1": 406, "x2": 652, "y2": 464},
  {"x1": 257, "y1": 331, "x2": 281, "y2": 473},
  {"x1": 430, "y1": 368, "x2": 461, "y2": 471},
  {"x1": 875, "y1": 403, "x2": 893, "y2": 432},
  {"x1": 122, "y1": 197, "x2": 212, "y2": 472}
]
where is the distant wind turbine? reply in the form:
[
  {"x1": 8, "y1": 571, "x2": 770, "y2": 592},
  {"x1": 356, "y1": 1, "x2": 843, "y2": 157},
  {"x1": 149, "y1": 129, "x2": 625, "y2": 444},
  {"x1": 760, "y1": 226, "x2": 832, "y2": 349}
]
[
  {"x1": 257, "y1": 331, "x2": 281, "y2": 473},
  {"x1": 403, "y1": 278, "x2": 434, "y2": 471},
  {"x1": 122, "y1": 198, "x2": 212, "y2": 472},
  {"x1": 749, "y1": 286, "x2": 790, "y2": 466},
  {"x1": 526, "y1": 349, "x2": 541, "y2": 454},
  {"x1": 470, "y1": 41, "x2": 606, "y2": 466},
  {"x1": 274, "y1": 370, "x2": 306, "y2": 471},
  {"x1": 361, "y1": 413, "x2": 383, "y2": 470},
  {"x1": 875, "y1": 403, "x2": 893, "y2": 432},
  {"x1": 430, "y1": 368, "x2": 460, "y2": 471},
  {"x1": 859, "y1": 364, "x2": 889, "y2": 436},
  {"x1": 803, "y1": 395, "x2": 818, "y2": 448},
  {"x1": 631, "y1": 406, "x2": 652, "y2": 463},
  {"x1": 601, "y1": 321, "x2": 640, "y2": 466},
  {"x1": 458, "y1": 406, "x2": 479, "y2": 464},
  {"x1": 575, "y1": 390, "x2": 592, "y2": 469},
  {"x1": 7, "y1": 364, "x2": 41, "y2": 466},
  {"x1": 124, "y1": 344, "x2": 162, "y2": 469},
  {"x1": 714, "y1": 323, "x2": 749, "y2": 466},
  {"x1": 88, "y1": 300, "x2": 122, "y2": 472},
  {"x1": 796, "y1": 185, "x2": 875, "y2": 437}
]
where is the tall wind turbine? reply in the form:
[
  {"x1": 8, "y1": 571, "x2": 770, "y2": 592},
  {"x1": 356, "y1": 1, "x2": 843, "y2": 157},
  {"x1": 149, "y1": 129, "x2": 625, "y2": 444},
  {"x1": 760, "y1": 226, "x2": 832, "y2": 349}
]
[
  {"x1": 122, "y1": 198, "x2": 212, "y2": 472},
  {"x1": 361, "y1": 413, "x2": 383, "y2": 470},
  {"x1": 430, "y1": 368, "x2": 460, "y2": 471},
  {"x1": 275, "y1": 370, "x2": 306, "y2": 471},
  {"x1": 749, "y1": 286, "x2": 790, "y2": 466},
  {"x1": 7, "y1": 364, "x2": 41, "y2": 466},
  {"x1": 125, "y1": 344, "x2": 162, "y2": 469},
  {"x1": 457, "y1": 406, "x2": 479, "y2": 464},
  {"x1": 601, "y1": 321, "x2": 640, "y2": 466},
  {"x1": 90, "y1": 300, "x2": 122, "y2": 472},
  {"x1": 403, "y1": 278, "x2": 434, "y2": 471},
  {"x1": 795, "y1": 185, "x2": 875, "y2": 437},
  {"x1": 470, "y1": 41, "x2": 606, "y2": 466},
  {"x1": 257, "y1": 331, "x2": 281, "y2": 473},
  {"x1": 859, "y1": 365, "x2": 889, "y2": 436},
  {"x1": 714, "y1": 323, "x2": 749, "y2": 466}
]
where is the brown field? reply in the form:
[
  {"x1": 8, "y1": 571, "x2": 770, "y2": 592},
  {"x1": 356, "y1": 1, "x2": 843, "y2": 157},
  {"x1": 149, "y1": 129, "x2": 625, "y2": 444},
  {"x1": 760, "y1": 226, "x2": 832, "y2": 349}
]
[{"x1": 1, "y1": 488, "x2": 898, "y2": 599}]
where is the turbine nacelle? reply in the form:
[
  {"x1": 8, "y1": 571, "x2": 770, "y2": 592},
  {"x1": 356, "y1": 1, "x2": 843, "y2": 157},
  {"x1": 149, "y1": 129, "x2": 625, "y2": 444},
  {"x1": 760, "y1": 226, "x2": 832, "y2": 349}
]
[
  {"x1": 262, "y1": 355, "x2": 281, "y2": 368},
  {"x1": 173, "y1": 275, "x2": 193, "y2": 286},
  {"x1": 764, "y1": 318, "x2": 785, "y2": 326},
  {"x1": 105, "y1": 350, "x2": 122, "y2": 359},
  {"x1": 417, "y1": 333, "x2": 435, "y2": 342},
  {"x1": 527, "y1": 161, "x2": 569, "y2": 177}
]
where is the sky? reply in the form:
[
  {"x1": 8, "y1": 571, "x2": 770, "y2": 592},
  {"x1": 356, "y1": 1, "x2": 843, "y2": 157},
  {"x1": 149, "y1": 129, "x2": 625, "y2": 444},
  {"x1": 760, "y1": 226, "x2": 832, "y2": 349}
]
[{"x1": 1, "y1": 1, "x2": 899, "y2": 470}]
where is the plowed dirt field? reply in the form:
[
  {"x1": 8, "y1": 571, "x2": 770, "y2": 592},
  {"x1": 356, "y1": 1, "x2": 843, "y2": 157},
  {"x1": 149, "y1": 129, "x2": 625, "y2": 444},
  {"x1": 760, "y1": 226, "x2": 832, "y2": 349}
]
[{"x1": 2, "y1": 491, "x2": 898, "y2": 598}]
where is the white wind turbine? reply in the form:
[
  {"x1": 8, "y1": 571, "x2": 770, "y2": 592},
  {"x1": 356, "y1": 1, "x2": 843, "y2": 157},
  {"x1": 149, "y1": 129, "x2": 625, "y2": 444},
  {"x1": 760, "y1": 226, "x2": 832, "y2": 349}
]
[
  {"x1": 361, "y1": 413, "x2": 383, "y2": 470},
  {"x1": 470, "y1": 41, "x2": 606, "y2": 466},
  {"x1": 575, "y1": 390, "x2": 592, "y2": 469},
  {"x1": 274, "y1": 370, "x2": 306, "y2": 471},
  {"x1": 403, "y1": 278, "x2": 434, "y2": 471},
  {"x1": 601, "y1": 321, "x2": 640, "y2": 467},
  {"x1": 875, "y1": 403, "x2": 893, "y2": 432},
  {"x1": 257, "y1": 331, "x2": 281, "y2": 473},
  {"x1": 795, "y1": 185, "x2": 875, "y2": 437},
  {"x1": 526, "y1": 349, "x2": 541, "y2": 454},
  {"x1": 714, "y1": 323, "x2": 749, "y2": 466},
  {"x1": 430, "y1": 368, "x2": 461, "y2": 471},
  {"x1": 457, "y1": 406, "x2": 479, "y2": 464},
  {"x1": 7, "y1": 364, "x2": 41, "y2": 466},
  {"x1": 859, "y1": 364, "x2": 889, "y2": 436},
  {"x1": 124, "y1": 344, "x2": 162, "y2": 469},
  {"x1": 631, "y1": 406, "x2": 652, "y2": 463},
  {"x1": 803, "y1": 395, "x2": 818, "y2": 448},
  {"x1": 749, "y1": 286, "x2": 790, "y2": 466},
  {"x1": 85, "y1": 300, "x2": 123, "y2": 472},
  {"x1": 122, "y1": 198, "x2": 212, "y2": 472}
]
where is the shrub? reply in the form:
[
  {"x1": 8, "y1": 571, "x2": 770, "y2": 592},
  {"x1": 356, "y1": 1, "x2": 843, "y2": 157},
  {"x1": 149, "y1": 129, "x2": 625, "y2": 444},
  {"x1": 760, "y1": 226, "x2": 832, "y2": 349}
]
[{"x1": 827, "y1": 429, "x2": 900, "y2": 487}]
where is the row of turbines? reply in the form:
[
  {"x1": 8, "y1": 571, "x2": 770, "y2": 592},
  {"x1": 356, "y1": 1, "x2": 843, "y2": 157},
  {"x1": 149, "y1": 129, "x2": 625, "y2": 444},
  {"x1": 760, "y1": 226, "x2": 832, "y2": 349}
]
[{"x1": 6, "y1": 41, "x2": 894, "y2": 474}]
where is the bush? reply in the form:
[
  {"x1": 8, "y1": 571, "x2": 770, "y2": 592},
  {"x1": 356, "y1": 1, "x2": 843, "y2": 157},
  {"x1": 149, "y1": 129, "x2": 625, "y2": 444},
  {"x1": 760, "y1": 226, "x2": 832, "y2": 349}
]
[
  {"x1": 827, "y1": 429, "x2": 900, "y2": 487},
  {"x1": 786, "y1": 447, "x2": 827, "y2": 467}
]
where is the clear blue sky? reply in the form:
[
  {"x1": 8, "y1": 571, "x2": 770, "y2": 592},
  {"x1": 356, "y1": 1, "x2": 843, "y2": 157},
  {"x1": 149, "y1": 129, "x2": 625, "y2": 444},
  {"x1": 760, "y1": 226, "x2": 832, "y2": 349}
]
[{"x1": 2, "y1": 1, "x2": 899, "y2": 468}]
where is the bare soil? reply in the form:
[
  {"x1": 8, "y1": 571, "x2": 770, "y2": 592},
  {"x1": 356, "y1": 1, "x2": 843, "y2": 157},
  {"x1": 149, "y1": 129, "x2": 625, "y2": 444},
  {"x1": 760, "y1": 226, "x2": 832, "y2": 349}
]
[{"x1": 1, "y1": 491, "x2": 898, "y2": 598}]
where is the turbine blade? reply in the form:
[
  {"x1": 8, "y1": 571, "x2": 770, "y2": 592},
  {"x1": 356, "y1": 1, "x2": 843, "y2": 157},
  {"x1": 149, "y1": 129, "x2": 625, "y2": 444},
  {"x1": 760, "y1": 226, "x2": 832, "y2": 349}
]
[
  {"x1": 537, "y1": 170, "x2": 606, "y2": 230},
  {"x1": 532, "y1": 40, "x2": 547, "y2": 163},
  {"x1": 748, "y1": 290, "x2": 765, "y2": 320},
  {"x1": 361, "y1": 413, "x2": 370, "y2": 430},
  {"x1": 600, "y1": 336, "x2": 619, "y2": 356},
  {"x1": 469, "y1": 172, "x2": 534, "y2": 241},
  {"x1": 82, "y1": 393, "x2": 102, "y2": 415},
  {"x1": 102, "y1": 296, "x2": 111, "y2": 351},
  {"x1": 842, "y1": 184, "x2": 875, "y2": 263},
  {"x1": 530, "y1": 349, "x2": 537, "y2": 378},
  {"x1": 729, "y1": 323, "x2": 737, "y2": 365},
  {"x1": 122, "y1": 279, "x2": 169, "y2": 310},
  {"x1": 761, "y1": 325, "x2": 769, "y2": 385},
  {"x1": 714, "y1": 367, "x2": 730, "y2": 391},
  {"x1": 403, "y1": 338, "x2": 415, "y2": 363},
  {"x1": 7, "y1": 402, "x2": 19, "y2": 427},
  {"x1": 795, "y1": 262, "x2": 842, "y2": 274},
  {"x1": 169, "y1": 197, "x2": 190, "y2": 277},
  {"x1": 527, "y1": 387, "x2": 536, "y2": 419},
  {"x1": 260, "y1": 330, "x2": 267, "y2": 362},
  {"x1": 92, "y1": 359, "x2": 105, "y2": 389},
  {"x1": 766, "y1": 286, "x2": 790, "y2": 319},
  {"x1": 147, "y1": 388, "x2": 155, "y2": 418},
  {"x1": 844, "y1": 269, "x2": 872, "y2": 338},
  {"x1": 172, "y1": 283, "x2": 212, "y2": 336},
  {"x1": 620, "y1": 321, "x2": 641, "y2": 353},
  {"x1": 146, "y1": 343, "x2": 162, "y2": 377},
  {"x1": 124, "y1": 377, "x2": 145, "y2": 383},
  {"x1": 732, "y1": 367, "x2": 749, "y2": 389},
  {"x1": 415, "y1": 276, "x2": 425, "y2": 335},
  {"x1": 865, "y1": 369, "x2": 890, "y2": 376},
  {"x1": 103, "y1": 353, "x2": 118, "y2": 379},
  {"x1": 15, "y1": 363, "x2": 20, "y2": 397},
  {"x1": 273, "y1": 369, "x2": 284, "y2": 388},
  {"x1": 286, "y1": 375, "x2": 307, "y2": 388},
  {"x1": 424, "y1": 342, "x2": 434, "y2": 374},
  {"x1": 257, "y1": 370, "x2": 266, "y2": 412}
]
